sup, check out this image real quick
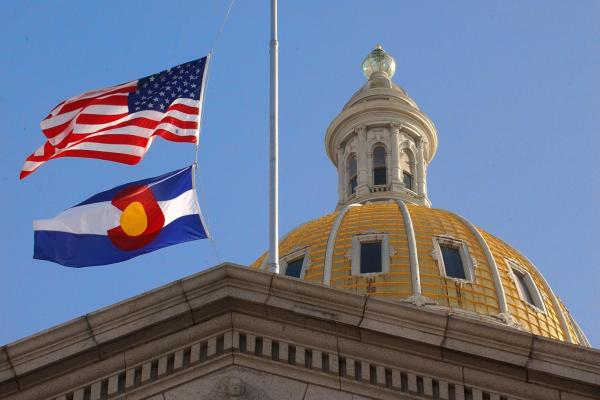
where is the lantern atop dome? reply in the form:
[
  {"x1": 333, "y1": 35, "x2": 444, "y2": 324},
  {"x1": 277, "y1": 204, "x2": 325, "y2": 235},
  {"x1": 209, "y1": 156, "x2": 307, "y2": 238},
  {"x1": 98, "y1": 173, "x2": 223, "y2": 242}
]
[{"x1": 361, "y1": 44, "x2": 396, "y2": 80}]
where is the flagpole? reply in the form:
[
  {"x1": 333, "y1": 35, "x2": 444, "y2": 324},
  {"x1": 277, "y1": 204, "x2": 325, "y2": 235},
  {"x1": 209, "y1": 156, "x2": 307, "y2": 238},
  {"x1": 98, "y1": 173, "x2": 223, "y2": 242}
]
[{"x1": 268, "y1": 0, "x2": 279, "y2": 273}]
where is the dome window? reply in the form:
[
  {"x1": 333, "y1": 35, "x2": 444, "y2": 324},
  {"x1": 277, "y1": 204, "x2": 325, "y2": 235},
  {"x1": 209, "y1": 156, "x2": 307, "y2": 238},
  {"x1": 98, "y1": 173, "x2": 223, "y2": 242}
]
[
  {"x1": 372, "y1": 145, "x2": 387, "y2": 186},
  {"x1": 400, "y1": 150, "x2": 414, "y2": 191},
  {"x1": 347, "y1": 155, "x2": 358, "y2": 196},
  {"x1": 403, "y1": 172, "x2": 413, "y2": 191},
  {"x1": 433, "y1": 236, "x2": 475, "y2": 282},
  {"x1": 507, "y1": 260, "x2": 545, "y2": 312},
  {"x1": 285, "y1": 257, "x2": 305, "y2": 278},
  {"x1": 440, "y1": 245, "x2": 465, "y2": 279},
  {"x1": 280, "y1": 248, "x2": 309, "y2": 279},
  {"x1": 351, "y1": 233, "x2": 391, "y2": 276},
  {"x1": 360, "y1": 242, "x2": 382, "y2": 273}
]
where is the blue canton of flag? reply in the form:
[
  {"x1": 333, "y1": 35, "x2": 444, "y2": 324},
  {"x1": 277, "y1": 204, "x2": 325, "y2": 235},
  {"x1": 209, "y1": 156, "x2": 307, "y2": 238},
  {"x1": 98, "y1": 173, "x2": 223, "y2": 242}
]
[{"x1": 129, "y1": 58, "x2": 206, "y2": 113}]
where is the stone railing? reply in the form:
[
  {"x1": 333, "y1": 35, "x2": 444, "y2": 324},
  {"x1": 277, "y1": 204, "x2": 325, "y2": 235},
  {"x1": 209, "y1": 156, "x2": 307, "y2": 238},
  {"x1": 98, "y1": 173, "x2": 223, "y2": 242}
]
[{"x1": 370, "y1": 185, "x2": 390, "y2": 193}]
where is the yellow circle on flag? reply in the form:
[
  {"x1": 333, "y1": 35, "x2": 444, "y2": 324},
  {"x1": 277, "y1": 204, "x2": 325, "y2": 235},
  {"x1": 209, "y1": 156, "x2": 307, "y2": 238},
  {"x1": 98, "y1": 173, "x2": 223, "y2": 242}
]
[{"x1": 120, "y1": 201, "x2": 148, "y2": 237}]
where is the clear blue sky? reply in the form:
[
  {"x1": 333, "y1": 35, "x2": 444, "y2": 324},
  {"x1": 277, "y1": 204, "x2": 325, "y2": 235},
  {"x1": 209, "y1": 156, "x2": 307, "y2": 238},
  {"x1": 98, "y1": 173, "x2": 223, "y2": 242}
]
[{"x1": 1, "y1": 1, "x2": 598, "y2": 346}]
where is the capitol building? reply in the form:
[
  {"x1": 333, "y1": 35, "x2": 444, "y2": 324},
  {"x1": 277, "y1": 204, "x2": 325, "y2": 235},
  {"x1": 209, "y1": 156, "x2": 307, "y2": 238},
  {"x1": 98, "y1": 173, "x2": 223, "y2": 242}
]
[{"x1": 1, "y1": 46, "x2": 598, "y2": 400}]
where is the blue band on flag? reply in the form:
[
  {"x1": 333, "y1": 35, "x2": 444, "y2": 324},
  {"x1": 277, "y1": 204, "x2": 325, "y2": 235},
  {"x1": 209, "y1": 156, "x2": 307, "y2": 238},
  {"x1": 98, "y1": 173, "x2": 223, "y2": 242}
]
[{"x1": 34, "y1": 215, "x2": 207, "y2": 268}]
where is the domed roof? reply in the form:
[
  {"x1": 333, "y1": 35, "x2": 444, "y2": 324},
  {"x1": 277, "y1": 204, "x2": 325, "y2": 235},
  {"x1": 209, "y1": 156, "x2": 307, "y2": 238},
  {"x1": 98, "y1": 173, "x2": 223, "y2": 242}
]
[
  {"x1": 253, "y1": 45, "x2": 589, "y2": 346},
  {"x1": 251, "y1": 202, "x2": 588, "y2": 345}
]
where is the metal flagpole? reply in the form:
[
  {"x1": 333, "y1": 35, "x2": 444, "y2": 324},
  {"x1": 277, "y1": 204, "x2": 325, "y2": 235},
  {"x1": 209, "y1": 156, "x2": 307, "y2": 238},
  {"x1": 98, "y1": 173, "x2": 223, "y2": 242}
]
[{"x1": 268, "y1": 0, "x2": 279, "y2": 273}]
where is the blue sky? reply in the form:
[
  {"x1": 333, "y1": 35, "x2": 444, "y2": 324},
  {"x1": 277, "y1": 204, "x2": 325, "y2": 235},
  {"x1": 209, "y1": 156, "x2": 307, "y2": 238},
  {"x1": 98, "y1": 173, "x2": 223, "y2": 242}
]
[{"x1": 1, "y1": 1, "x2": 598, "y2": 346}]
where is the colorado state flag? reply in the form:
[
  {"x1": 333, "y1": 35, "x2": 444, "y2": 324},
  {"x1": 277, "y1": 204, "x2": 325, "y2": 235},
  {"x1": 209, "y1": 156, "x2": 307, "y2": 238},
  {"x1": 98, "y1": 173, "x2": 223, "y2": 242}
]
[{"x1": 33, "y1": 166, "x2": 208, "y2": 267}]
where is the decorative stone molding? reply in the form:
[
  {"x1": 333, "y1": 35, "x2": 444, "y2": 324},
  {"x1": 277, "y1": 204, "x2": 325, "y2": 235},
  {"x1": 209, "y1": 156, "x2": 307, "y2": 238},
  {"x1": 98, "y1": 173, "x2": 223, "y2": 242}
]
[
  {"x1": 497, "y1": 312, "x2": 525, "y2": 331},
  {"x1": 401, "y1": 294, "x2": 437, "y2": 307},
  {"x1": 45, "y1": 329, "x2": 520, "y2": 400},
  {"x1": 207, "y1": 377, "x2": 272, "y2": 400},
  {"x1": 1, "y1": 265, "x2": 598, "y2": 400}
]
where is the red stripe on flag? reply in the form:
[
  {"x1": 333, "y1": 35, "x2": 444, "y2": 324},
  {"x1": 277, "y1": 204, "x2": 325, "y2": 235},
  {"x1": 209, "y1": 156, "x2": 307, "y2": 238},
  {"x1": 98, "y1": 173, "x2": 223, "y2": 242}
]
[
  {"x1": 75, "y1": 133, "x2": 149, "y2": 147},
  {"x1": 42, "y1": 120, "x2": 72, "y2": 139},
  {"x1": 56, "y1": 87, "x2": 134, "y2": 114},
  {"x1": 154, "y1": 129, "x2": 198, "y2": 143},
  {"x1": 20, "y1": 169, "x2": 34, "y2": 180},
  {"x1": 76, "y1": 112, "x2": 130, "y2": 125},
  {"x1": 51, "y1": 149, "x2": 142, "y2": 165},
  {"x1": 158, "y1": 116, "x2": 198, "y2": 130},
  {"x1": 167, "y1": 103, "x2": 199, "y2": 114}
]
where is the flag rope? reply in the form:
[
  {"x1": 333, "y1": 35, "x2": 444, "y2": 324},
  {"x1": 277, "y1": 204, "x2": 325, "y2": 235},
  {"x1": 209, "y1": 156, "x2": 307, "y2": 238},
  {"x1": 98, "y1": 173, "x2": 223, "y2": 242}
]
[
  {"x1": 192, "y1": 0, "x2": 236, "y2": 264},
  {"x1": 212, "y1": 0, "x2": 237, "y2": 54}
]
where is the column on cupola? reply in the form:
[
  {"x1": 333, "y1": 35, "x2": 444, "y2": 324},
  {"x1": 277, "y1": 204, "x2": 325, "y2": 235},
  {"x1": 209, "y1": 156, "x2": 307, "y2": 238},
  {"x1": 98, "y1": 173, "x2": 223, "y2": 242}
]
[
  {"x1": 356, "y1": 126, "x2": 369, "y2": 195},
  {"x1": 336, "y1": 147, "x2": 345, "y2": 202},
  {"x1": 389, "y1": 123, "x2": 402, "y2": 191},
  {"x1": 421, "y1": 162, "x2": 429, "y2": 198},
  {"x1": 416, "y1": 139, "x2": 426, "y2": 196}
]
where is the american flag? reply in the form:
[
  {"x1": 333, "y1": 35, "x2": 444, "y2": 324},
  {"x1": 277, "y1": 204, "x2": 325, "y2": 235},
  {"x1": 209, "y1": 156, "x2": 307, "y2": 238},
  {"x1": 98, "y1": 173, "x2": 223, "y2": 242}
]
[{"x1": 20, "y1": 57, "x2": 208, "y2": 179}]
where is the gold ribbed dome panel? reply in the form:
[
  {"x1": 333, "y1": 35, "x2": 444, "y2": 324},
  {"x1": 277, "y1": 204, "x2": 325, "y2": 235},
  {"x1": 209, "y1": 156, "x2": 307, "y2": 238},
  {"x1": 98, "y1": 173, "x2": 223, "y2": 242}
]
[
  {"x1": 250, "y1": 202, "x2": 582, "y2": 344},
  {"x1": 406, "y1": 205, "x2": 500, "y2": 315},
  {"x1": 251, "y1": 212, "x2": 337, "y2": 284},
  {"x1": 331, "y1": 203, "x2": 411, "y2": 296},
  {"x1": 480, "y1": 230, "x2": 576, "y2": 343},
  {"x1": 558, "y1": 300, "x2": 582, "y2": 345}
]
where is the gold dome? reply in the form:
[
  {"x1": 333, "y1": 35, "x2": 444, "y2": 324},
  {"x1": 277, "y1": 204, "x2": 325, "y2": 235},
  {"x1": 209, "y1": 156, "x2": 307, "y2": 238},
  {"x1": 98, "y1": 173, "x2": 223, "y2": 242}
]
[
  {"x1": 251, "y1": 202, "x2": 587, "y2": 345},
  {"x1": 253, "y1": 46, "x2": 589, "y2": 347}
]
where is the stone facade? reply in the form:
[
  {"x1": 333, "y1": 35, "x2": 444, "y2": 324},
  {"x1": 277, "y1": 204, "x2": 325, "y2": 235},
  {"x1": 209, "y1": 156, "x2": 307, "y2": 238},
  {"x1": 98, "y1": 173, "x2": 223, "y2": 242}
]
[{"x1": 1, "y1": 264, "x2": 598, "y2": 400}]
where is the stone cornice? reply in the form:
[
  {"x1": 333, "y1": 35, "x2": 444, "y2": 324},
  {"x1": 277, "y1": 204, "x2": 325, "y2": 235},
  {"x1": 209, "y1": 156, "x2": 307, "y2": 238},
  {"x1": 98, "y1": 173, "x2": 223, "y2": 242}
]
[{"x1": 1, "y1": 263, "x2": 599, "y2": 400}]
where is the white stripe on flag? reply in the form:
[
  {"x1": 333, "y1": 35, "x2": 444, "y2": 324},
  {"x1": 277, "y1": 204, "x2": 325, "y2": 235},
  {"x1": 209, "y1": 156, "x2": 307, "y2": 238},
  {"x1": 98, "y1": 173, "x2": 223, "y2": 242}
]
[
  {"x1": 33, "y1": 144, "x2": 46, "y2": 156},
  {"x1": 62, "y1": 142, "x2": 149, "y2": 155},
  {"x1": 70, "y1": 106, "x2": 200, "y2": 135},
  {"x1": 51, "y1": 82, "x2": 136, "y2": 114},
  {"x1": 43, "y1": 94, "x2": 131, "y2": 130},
  {"x1": 79, "y1": 104, "x2": 129, "y2": 115},
  {"x1": 33, "y1": 190, "x2": 199, "y2": 235},
  {"x1": 22, "y1": 160, "x2": 44, "y2": 172},
  {"x1": 22, "y1": 142, "x2": 147, "y2": 173},
  {"x1": 41, "y1": 109, "x2": 80, "y2": 130},
  {"x1": 154, "y1": 123, "x2": 198, "y2": 137}
]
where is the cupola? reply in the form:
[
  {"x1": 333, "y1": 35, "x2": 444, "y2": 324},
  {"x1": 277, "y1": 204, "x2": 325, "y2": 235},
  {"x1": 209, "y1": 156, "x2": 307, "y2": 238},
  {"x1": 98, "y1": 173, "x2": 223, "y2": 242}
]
[{"x1": 325, "y1": 45, "x2": 438, "y2": 209}]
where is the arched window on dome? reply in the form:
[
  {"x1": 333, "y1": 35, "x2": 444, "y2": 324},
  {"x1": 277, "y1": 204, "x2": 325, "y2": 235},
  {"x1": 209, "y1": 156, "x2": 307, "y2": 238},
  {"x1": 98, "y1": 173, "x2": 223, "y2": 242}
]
[
  {"x1": 280, "y1": 248, "x2": 310, "y2": 279},
  {"x1": 432, "y1": 236, "x2": 475, "y2": 282},
  {"x1": 400, "y1": 150, "x2": 414, "y2": 191},
  {"x1": 347, "y1": 155, "x2": 358, "y2": 196},
  {"x1": 507, "y1": 260, "x2": 545, "y2": 312},
  {"x1": 372, "y1": 145, "x2": 387, "y2": 186}
]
